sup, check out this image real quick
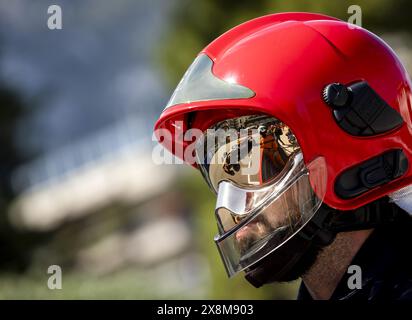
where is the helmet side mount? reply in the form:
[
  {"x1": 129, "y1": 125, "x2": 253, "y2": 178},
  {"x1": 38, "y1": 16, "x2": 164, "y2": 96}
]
[
  {"x1": 323, "y1": 81, "x2": 404, "y2": 136},
  {"x1": 335, "y1": 149, "x2": 409, "y2": 199}
]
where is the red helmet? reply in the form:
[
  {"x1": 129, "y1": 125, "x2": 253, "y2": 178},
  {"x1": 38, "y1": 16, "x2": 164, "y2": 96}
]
[
  {"x1": 154, "y1": 12, "x2": 412, "y2": 286},
  {"x1": 155, "y1": 12, "x2": 412, "y2": 211}
]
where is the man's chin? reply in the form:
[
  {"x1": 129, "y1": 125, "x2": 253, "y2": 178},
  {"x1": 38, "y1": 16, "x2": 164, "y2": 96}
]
[{"x1": 271, "y1": 243, "x2": 323, "y2": 282}]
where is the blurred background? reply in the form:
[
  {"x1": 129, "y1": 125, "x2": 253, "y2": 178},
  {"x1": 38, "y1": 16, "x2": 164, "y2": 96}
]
[{"x1": 0, "y1": 0, "x2": 412, "y2": 299}]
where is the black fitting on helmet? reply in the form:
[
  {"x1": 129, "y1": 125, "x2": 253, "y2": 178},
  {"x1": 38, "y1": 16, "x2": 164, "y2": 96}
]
[
  {"x1": 323, "y1": 81, "x2": 404, "y2": 137},
  {"x1": 323, "y1": 83, "x2": 352, "y2": 109}
]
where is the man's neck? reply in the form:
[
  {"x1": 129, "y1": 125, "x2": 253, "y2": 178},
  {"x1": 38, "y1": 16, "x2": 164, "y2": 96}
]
[{"x1": 301, "y1": 229, "x2": 374, "y2": 300}]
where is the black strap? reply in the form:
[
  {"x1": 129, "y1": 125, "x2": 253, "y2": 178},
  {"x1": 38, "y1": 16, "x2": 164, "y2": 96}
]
[{"x1": 327, "y1": 197, "x2": 400, "y2": 233}]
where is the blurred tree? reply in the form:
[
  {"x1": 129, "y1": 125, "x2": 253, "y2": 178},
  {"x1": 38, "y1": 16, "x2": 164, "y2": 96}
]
[
  {"x1": 0, "y1": 84, "x2": 34, "y2": 271},
  {"x1": 0, "y1": 66, "x2": 49, "y2": 272},
  {"x1": 0, "y1": 87, "x2": 25, "y2": 196}
]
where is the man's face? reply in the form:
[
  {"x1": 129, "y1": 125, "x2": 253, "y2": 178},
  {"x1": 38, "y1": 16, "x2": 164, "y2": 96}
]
[
  {"x1": 234, "y1": 189, "x2": 303, "y2": 256},
  {"x1": 196, "y1": 115, "x2": 326, "y2": 278},
  {"x1": 231, "y1": 183, "x2": 324, "y2": 282}
]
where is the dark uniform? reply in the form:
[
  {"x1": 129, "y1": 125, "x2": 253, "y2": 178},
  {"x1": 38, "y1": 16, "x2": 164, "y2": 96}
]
[{"x1": 298, "y1": 210, "x2": 412, "y2": 300}]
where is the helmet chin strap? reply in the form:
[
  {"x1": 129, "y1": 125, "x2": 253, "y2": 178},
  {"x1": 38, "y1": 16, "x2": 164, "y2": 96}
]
[{"x1": 244, "y1": 197, "x2": 402, "y2": 288}]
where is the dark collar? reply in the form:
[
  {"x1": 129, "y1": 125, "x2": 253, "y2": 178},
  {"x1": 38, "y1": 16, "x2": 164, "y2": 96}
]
[{"x1": 297, "y1": 218, "x2": 409, "y2": 300}]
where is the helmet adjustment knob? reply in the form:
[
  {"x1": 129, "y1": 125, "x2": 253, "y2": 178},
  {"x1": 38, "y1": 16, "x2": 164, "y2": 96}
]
[{"x1": 322, "y1": 83, "x2": 351, "y2": 109}]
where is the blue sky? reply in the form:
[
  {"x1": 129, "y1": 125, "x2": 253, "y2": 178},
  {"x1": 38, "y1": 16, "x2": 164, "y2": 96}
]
[{"x1": 0, "y1": 0, "x2": 175, "y2": 156}]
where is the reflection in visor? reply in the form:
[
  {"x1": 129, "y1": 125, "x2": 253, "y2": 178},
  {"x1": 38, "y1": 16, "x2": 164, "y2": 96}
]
[
  {"x1": 195, "y1": 115, "x2": 327, "y2": 277},
  {"x1": 195, "y1": 115, "x2": 301, "y2": 192},
  {"x1": 215, "y1": 152, "x2": 305, "y2": 233}
]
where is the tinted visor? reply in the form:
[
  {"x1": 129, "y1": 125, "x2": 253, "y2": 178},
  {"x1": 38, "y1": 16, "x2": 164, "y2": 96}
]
[
  {"x1": 195, "y1": 115, "x2": 300, "y2": 192},
  {"x1": 195, "y1": 115, "x2": 327, "y2": 277}
]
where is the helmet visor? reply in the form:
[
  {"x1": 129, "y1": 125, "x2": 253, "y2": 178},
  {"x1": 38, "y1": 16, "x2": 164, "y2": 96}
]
[{"x1": 195, "y1": 115, "x2": 327, "y2": 277}]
